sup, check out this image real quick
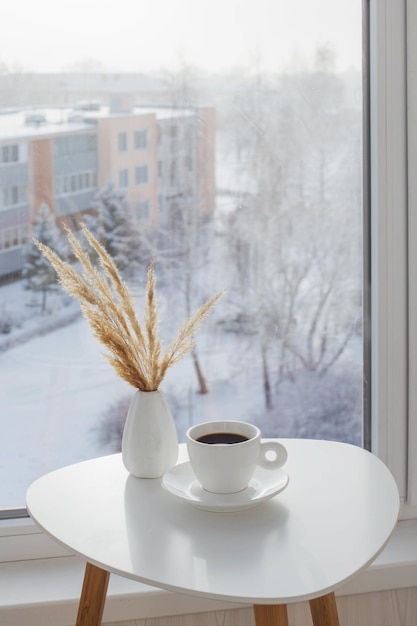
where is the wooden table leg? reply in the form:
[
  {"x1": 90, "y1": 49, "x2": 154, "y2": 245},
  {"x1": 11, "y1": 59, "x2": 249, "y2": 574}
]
[
  {"x1": 254, "y1": 604, "x2": 289, "y2": 626},
  {"x1": 75, "y1": 562, "x2": 110, "y2": 626},
  {"x1": 309, "y1": 592, "x2": 340, "y2": 626}
]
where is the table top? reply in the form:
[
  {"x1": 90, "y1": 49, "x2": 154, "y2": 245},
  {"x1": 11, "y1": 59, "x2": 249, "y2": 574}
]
[{"x1": 26, "y1": 439, "x2": 400, "y2": 605}]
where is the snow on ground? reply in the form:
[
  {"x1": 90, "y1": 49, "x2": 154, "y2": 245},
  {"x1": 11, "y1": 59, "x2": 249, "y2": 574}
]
[
  {"x1": 0, "y1": 275, "x2": 266, "y2": 508},
  {"x1": 0, "y1": 287, "x2": 362, "y2": 509},
  {"x1": 0, "y1": 315, "x2": 129, "y2": 507},
  {"x1": 0, "y1": 228, "x2": 362, "y2": 508}
]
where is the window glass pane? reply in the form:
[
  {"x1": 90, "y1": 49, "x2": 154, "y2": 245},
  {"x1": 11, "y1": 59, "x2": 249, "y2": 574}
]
[
  {"x1": 135, "y1": 130, "x2": 148, "y2": 149},
  {"x1": 119, "y1": 168, "x2": 129, "y2": 187},
  {"x1": 118, "y1": 132, "x2": 128, "y2": 152},
  {"x1": 0, "y1": 0, "x2": 363, "y2": 510},
  {"x1": 136, "y1": 199, "x2": 150, "y2": 219},
  {"x1": 135, "y1": 165, "x2": 148, "y2": 185}
]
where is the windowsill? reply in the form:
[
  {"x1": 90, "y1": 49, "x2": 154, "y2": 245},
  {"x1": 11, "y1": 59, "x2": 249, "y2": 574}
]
[{"x1": 1, "y1": 519, "x2": 417, "y2": 626}]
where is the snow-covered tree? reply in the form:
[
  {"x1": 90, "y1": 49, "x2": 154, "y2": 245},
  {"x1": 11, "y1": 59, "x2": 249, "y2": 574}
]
[
  {"x1": 160, "y1": 59, "x2": 201, "y2": 108},
  {"x1": 84, "y1": 182, "x2": 148, "y2": 277},
  {"x1": 23, "y1": 203, "x2": 64, "y2": 314},
  {"x1": 152, "y1": 199, "x2": 215, "y2": 395},
  {"x1": 223, "y1": 49, "x2": 362, "y2": 408}
]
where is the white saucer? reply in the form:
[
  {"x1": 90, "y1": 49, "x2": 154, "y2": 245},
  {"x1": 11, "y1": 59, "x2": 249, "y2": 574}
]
[{"x1": 162, "y1": 462, "x2": 289, "y2": 512}]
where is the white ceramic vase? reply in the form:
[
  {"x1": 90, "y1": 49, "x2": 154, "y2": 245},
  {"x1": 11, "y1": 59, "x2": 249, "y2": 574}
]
[{"x1": 121, "y1": 389, "x2": 178, "y2": 478}]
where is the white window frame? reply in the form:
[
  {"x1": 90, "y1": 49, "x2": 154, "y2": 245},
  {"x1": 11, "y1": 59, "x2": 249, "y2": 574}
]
[
  {"x1": 370, "y1": 0, "x2": 417, "y2": 520},
  {"x1": 406, "y1": 0, "x2": 417, "y2": 509},
  {"x1": 1, "y1": 0, "x2": 416, "y2": 578}
]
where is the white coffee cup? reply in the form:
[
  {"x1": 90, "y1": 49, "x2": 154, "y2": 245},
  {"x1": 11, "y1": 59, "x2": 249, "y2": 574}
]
[{"x1": 186, "y1": 420, "x2": 287, "y2": 494}]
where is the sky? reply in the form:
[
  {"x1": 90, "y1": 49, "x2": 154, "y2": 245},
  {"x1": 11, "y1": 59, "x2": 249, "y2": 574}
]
[{"x1": 1, "y1": 0, "x2": 362, "y2": 74}]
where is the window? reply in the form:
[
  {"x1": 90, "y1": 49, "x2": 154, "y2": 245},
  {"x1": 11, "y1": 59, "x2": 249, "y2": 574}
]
[
  {"x1": 135, "y1": 165, "x2": 148, "y2": 185},
  {"x1": 1, "y1": 143, "x2": 19, "y2": 163},
  {"x1": 137, "y1": 198, "x2": 150, "y2": 219},
  {"x1": 135, "y1": 129, "x2": 148, "y2": 149},
  {"x1": 118, "y1": 131, "x2": 128, "y2": 152},
  {"x1": 0, "y1": 225, "x2": 24, "y2": 250},
  {"x1": 4, "y1": 0, "x2": 404, "y2": 527},
  {"x1": 55, "y1": 170, "x2": 97, "y2": 195},
  {"x1": 369, "y1": 0, "x2": 414, "y2": 516},
  {"x1": 54, "y1": 134, "x2": 96, "y2": 157},
  {"x1": 0, "y1": 185, "x2": 26, "y2": 209},
  {"x1": 185, "y1": 155, "x2": 193, "y2": 171},
  {"x1": 170, "y1": 160, "x2": 176, "y2": 186},
  {"x1": 119, "y1": 168, "x2": 129, "y2": 187},
  {"x1": 70, "y1": 173, "x2": 78, "y2": 192}
]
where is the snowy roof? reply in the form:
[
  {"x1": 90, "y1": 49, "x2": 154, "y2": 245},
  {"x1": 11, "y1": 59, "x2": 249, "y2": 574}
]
[
  {"x1": 0, "y1": 105, "x2": 199, "y2": 142},
  {"x1": 133, "y1": 106, "x2": 197, "y2": 120},
  {"x1": 0, "y1": 108, "x2": 94, "y2": 141}
]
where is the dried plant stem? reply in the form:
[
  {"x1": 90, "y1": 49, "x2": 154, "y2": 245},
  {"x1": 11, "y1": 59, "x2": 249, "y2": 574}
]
[
  {"x1": 35, "y1": 226, "x2": 224, "y2": 391},
  {"x1": 157, "y1": 290, "x2": 225, "y2": 387},
  {"x1": 144, "y1": 264, "x2": 162, "y2": 390}
]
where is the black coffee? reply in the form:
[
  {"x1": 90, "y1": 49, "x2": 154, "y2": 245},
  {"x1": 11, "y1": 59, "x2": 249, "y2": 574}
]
[{"x1": 196, "y1": 432, "x2": 250, "y2": 444}]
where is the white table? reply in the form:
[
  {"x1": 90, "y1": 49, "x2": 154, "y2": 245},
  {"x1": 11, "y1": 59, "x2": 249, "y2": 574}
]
[{"x1": 26, "y1": 440, "x2": 400, "y2": 626}]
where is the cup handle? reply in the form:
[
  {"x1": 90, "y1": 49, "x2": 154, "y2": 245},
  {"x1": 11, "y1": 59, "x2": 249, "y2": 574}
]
[{"x1": 258, "y1": 441, "x2": 287, "y2": 469}]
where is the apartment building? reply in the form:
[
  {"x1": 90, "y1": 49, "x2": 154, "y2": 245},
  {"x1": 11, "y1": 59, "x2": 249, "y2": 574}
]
[{"x1": 0, "y1": 103, "x2": 215, "y2": 280}]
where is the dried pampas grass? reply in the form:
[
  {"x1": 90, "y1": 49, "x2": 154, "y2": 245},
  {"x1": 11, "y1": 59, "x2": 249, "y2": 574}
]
[{"x1": 35, "y1": 225, "x2": 224, "y2": 391}]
